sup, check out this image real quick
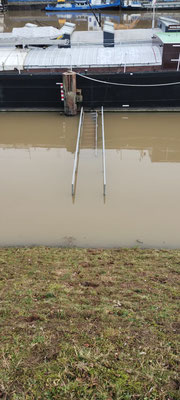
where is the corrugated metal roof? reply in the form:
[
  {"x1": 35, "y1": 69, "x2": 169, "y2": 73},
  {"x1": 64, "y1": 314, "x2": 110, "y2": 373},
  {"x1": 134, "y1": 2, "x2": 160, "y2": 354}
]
[{"x1": 24, "y1": 44, "x2": 162, "y2": 68}]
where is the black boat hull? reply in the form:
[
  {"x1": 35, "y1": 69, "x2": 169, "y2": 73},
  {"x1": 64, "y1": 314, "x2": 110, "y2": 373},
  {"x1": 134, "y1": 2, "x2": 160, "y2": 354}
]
[{"x1": 0, "y1": 70, "x2": 180, "y2": 110}]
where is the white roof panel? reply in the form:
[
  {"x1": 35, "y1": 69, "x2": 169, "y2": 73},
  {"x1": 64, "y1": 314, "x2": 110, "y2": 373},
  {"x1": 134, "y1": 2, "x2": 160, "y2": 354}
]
[
  {"x1": 71, "y1": 28, "x2": 161, "y2": 45},
  {"x1": 24, "y1": 44, "x2": 162, "y2": 69},
  {"x1": 0, "y1": 49, "x2": 12, "y2": 71},
  {"x1": 12, "y1": 26, "x2": 61, "y2": 38},
  {"x1": 0, "y1": 48, "x2": 29, "y2": 71}
]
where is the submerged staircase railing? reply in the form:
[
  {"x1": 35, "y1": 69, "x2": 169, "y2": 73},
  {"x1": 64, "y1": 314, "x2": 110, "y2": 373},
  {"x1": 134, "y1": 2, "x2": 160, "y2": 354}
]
[
  {"x1": 95, "y1": 111, "x2": 98, "y2": 156},
  {"x1": 101, "y1": 106, "x2": 106, "y2": 196},
  {"x1": 72, "y1": 106, "x2": 83, "y2": 196},
  {"x1": 71, "y1": 107, "x2": 106, "y2": 197},
  {"x1": 80, "y1": 111, "x2": 97, "y2": 150}
]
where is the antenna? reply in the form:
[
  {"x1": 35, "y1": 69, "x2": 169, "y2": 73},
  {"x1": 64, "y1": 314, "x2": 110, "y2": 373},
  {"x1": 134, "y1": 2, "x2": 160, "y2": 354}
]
[{"x1": 86, "y1": 0, "x2": 102, "y2": 28}]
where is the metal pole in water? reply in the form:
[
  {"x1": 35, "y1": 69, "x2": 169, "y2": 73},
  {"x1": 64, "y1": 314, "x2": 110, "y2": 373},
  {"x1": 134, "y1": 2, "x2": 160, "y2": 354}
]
[
  {"x1": 101, "y1": 106, "x2": 106, "y2": 196},
  {"x1": 72, "y1": 107, "x2": 83, "y2": 196},
  {"x1": 177, "y1": 53, "x2": 180, "y2": 71},
  {"x1": 95, "y1": 111, "x2": 98, "y2": 156}
]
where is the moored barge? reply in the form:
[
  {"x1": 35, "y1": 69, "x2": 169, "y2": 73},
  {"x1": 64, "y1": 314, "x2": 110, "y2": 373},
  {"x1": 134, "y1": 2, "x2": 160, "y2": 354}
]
[
  {"x1": 45, "y1": 0, "x2": 121, "y2": 12},
  {"x1": 0, "y1": 17, "x2": 180, "y2": 111},
  {"x1": 121, "y1": 0, "x2": 180, "y2": 10}
]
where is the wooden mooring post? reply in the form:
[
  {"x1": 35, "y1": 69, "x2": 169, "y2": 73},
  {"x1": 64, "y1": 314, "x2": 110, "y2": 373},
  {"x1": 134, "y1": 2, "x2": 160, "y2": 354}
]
[{"x1": 63, "y1": 71, "x2": 77, "y2": 116}]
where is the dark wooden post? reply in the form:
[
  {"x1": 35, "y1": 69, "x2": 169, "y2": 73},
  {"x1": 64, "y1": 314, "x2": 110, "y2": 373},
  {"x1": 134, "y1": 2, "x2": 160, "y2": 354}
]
[{"x1": 63, "y1": 71, "x2": 77, "y2": 116}]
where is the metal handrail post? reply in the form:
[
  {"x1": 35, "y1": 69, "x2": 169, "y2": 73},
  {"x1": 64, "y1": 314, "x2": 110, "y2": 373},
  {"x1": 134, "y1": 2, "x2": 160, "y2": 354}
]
[
  {"x1": 95, "y1": 111, "x2": 98, "y2": 156},
  {"x1": 101, "y1": 106, "x2": 106, "y2": 196},
  {"x1": 72, "y1": 107, "x2": 83, "y2": 195}
]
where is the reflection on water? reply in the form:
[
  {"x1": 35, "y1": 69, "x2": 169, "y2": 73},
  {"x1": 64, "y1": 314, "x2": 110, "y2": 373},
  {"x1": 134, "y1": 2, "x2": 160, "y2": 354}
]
[
  {"x1": 0, "y1": 112, "x2": 180, "y2": 248},
  {"x1": 2, "y1": 9, "x2": 180, "y2": 32}
]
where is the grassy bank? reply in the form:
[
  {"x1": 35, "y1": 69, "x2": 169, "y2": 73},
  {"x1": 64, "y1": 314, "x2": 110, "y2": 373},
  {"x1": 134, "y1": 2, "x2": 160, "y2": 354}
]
[{"x1": 0, "y1": 247, "x2": 179, "y2": 400}]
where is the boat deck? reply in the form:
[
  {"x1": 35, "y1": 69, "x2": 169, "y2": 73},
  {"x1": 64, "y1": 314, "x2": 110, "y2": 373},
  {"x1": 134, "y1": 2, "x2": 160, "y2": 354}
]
[
  {"x1": 71, "y1": 28, "x2": 161, "y2": 45},
  {"x1": 0, "y1": 43, "x2": 162, "y2": 71},
  {"x1": 0, "y1": 28, "x2": 161, "y2": 47},
  {"x1": 0, "y1": 28, "x2": 163, "y2": 71}
]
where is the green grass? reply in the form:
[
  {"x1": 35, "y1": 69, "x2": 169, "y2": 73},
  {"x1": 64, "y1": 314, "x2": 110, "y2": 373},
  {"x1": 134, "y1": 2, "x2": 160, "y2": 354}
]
[{"x1": 0, "y1": 247, "x2": 179, "y2": 399}]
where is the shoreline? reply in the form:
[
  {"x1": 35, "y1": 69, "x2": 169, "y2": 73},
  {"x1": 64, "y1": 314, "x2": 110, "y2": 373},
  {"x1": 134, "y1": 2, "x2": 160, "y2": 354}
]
[{"x1": 0, "y1": 246, "x2": 179, "y2": 399}]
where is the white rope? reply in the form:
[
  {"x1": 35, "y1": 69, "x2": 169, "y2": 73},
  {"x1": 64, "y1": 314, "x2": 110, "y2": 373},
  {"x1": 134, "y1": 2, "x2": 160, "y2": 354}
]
[{"x1": 76, "y1": 72, "x2": 180, "y2": 88}]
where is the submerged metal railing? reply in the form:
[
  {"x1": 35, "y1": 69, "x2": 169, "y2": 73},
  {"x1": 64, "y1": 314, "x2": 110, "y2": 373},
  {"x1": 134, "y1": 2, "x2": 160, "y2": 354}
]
[
  {"x1": 101, "y1": 106, "x2": 106, "y2": 196},
  {"x1": 72, "y1": 107, "x2": 106, "y2": 197},
  {"x1": 72, "y1": 107, "x2": 83, "y2": 196},
  {"x1": 95, "y1": 111, "x2": 98, "y2": 156}
]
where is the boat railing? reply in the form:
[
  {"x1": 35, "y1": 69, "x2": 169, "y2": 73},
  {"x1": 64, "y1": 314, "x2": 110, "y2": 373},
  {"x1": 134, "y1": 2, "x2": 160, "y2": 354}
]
[
  {"x1": 0, "y1": 37, "x2": 70, "y2": 48},
  {"x1": 71, "y1": 39, "x2": 154, "y2": 47},
  {"x1": 0, "y1": 38, "x2": 152, "y2": 49}
]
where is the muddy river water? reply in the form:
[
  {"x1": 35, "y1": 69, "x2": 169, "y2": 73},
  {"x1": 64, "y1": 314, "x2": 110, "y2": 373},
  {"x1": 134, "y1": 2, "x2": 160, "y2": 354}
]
[
  {"x1": 0, "y1": 112, "x2": 180, "y2": 248},
  {"x1": 0, "y1": 10, "x2": 180, "y2": 248}
]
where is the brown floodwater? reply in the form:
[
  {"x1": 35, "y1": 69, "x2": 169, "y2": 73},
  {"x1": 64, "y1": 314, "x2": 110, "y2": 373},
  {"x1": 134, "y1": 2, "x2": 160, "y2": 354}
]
[
  {"x1": 0, "y1": 112, "x2": 180, "y2": 248},
  {"x1": 0, "y1": 10, "x2": 180, "y2": 247}
]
